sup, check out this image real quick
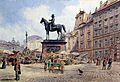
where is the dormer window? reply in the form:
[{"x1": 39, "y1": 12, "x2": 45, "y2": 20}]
[{"x1": 115, "y1": 7, "x2": 118, "y2": 13}]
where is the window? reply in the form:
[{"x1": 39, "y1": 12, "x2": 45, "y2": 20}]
[
  {"x1": 115, "y1": 37, "x2": 119, "y2": 42},
  {"x1": 81, "y1": 35, "x2": 83, "y2": 41},
  {"x1": 110, "y1": 17, "x2": 113, "y2": 24},
  {"x1": 99, "y1": 51, "x2": 102, "y2": 58},
  {"x1": 77, "y1": 37, "x2": 79, "y2": 48},
  {"x1": 99, "y1": 23, "x2": 101, "y2": 27},
  {"x1": 98, "y1": 30, "x2": 100, "y2": 35},
  {"x1": 95, "y1": 51, "x2": 98, "y2": 58},
  {"x1": 115, "y1": 7, "x2": 118, "y2": 13},
  {"x1": 94, "y1": 23, "x2": 98, "y2": 28},
  {"x1": 95, "y1": 41, "x2": 98, "y2": 48},
  {"x1": 99, "y1": 40, "x2": 102, "y2": 48},
  {"x1": 99, "y1": 29, "x2": 102, "y2": 35},
  {"x1": 88, "y1": 34, "x2": 90, "y2": 39},
  {"x1": 115, "y1": 15, "x2": 118, "y2": 22},
  {"x1": 105, "y1": 27, "x2": 108, "y2": 33},
  {"x1": 105, "y1": 39, "x2": 108, "y2": 46},
  {"x1": 81, "y1": 43, "x2": 83, "y2": 49},
  {"x1": 81, "y1": 29, "x2": 84, "y2": 35},
  {"x1": 110, "y1": 38, "x2": 114, "y2": 45},
  {"x1": 94, "y1": 30, "x2": 97, "y2": 36},
  {"x1": 109, "y1": 9, "x2": 112, "y2": 14},
  {"x1": 105, "y1": 50, "x2": 108, "y2": 57},
  {"x1": 99, "y1": 15, "x2": 102, "y2": 19},
  {"x1": 115, "y1": 24, "x2": 119, "y2": 31},
  {"x1": 88, "y1": 42, "x2": 91, "y2": 48},
  {"x1": 104, "y1": 19, "x2": 108, "y2": 26},
  {"x1": 99, "y1": 21, "x2": 102, "y2": 27},
  {"x1": 104, "y1": 12, "x2": 107, "y2": 17},
  {"x1": 110, "y1": 26, "x2": 114, "y2": 32}
]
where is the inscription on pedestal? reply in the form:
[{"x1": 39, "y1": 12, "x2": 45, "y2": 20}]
[
  {"x1": 46, "y1": 46, "x2": 60, "y2": 53},
  {"x1": 41, "y1": 40, "x2": 67, "y2": 54}
]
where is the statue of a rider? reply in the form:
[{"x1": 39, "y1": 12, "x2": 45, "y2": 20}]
[{"x1": 49, "y1": 14, "x2": 55, "y2": 30}]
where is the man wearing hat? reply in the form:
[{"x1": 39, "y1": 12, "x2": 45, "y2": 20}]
[{"x1": 49, "y1": 14, "x2": 55, "y2": 30}]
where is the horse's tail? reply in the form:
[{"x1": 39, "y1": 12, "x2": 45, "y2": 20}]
[{"x1": 62, "y1": 25, "x2": 66, "y2": 32}]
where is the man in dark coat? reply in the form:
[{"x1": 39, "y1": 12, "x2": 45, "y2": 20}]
[
  {"x1": 14, "y1": 58, "x2": 21, "y2": 81},
  {"x1": 107, "y1": 58, "x2": 112, "y2": 70},
  {"x1": 102, "y1": 58, "x2": 107, "y2": 70},
  {"x1": 1, "y1": 56, "x2": 6, "y2": 69}
]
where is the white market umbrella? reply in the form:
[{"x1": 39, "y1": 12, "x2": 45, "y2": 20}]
[
  {"x1": 60, "y1": 51, "x2": 67, "y2": 55},
  {"x1": 3, "y1": 50, "x2": 14, "y2": 54}
]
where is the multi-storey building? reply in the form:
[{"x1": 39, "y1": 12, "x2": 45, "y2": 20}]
[
  {"x1": 65, "y1": 10, "x2": 93, "y2": 60},
  {"x1": 77, "y1": 19, "x2": 93, "y2": 60},
  {"x1": 66, "y1": 0, "x2": 120, "y2": 61},
  {"x1": 92, "y1": 0, "x2": 120, "y2": 61}
]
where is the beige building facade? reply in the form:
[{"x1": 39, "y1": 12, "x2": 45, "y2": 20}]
[
  {"x1": 66, "y1": 0, "x2": 120, "y2": 61},
  {"x1": 27, "y1": 40, "x2": 42, "y2": 51},
  {"x1": 92, "y1": 0, "x2": 120, "y2": 61},
  {"x1": 65, "y1": 10, "x2": 93, "y2": 60}
]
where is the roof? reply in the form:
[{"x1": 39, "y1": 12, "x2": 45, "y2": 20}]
[{"x1": 92, "y1": 0, "x2": 120, "y2": 15}]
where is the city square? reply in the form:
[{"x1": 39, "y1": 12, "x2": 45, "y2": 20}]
[
  {"x1": 0, "y1": 0, "x2": 120, "y2": 82},
  {"x1": 0, "y1": 62, "x2": 120, "y2": 82}
]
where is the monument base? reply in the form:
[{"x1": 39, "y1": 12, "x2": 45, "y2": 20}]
[{"x1": 41, "y1": 40, "x2": 67, "y2": 55}]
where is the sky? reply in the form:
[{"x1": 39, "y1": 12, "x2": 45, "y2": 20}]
[{"x1": 0, "y1": 0, "x2": 107, "y2": 44}]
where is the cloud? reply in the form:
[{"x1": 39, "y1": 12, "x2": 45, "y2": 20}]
[
  {"x1": 0, "y1": 13, "x2": 3, "y2": 24},
  {"x1": 0, "y1": 23, "x2": 24, "y2": 43},
  {"x1": 23, "y1": 5, "x2": 51, "y2": 39},
  {"x1": 9, "y1": 0, "x2": 16, "y2": 1},
  {"x1": 55, "y1": 0, "x2": 107, "y2": 32},
  {"x1": 0, "y1": 0, "x2": 108, "y2": 43},
  {"x1": 56, "y1": 5, "x2": 79, "y2": 31},
  {"x1": 23, "y1": 4, "x2": 79, "y2": 39},
  {"x1": 77, "y1": 0, "x2": 107, "y2": 13},
  {"x1": 22, "y1": 0, "x2": 107, "y2": 39},
  {"x1": 23, "y1": 5, "x2": 50, "y2": 23}
]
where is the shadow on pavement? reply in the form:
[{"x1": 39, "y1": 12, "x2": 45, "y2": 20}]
[
  {"x1": 25, "y1": 66, "x2": 44, "y2": 69},
  {"x1": 0, "y1": 78, "x2": 15, "y2": 81}
]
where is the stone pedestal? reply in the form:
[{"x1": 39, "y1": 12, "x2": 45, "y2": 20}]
[{"x1": 41, "y1": 40, "x2": 67, "y2": 55}]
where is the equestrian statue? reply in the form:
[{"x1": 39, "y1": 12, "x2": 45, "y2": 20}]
[{"x1": 40, "y1": 14, "x2": 66, "y2": 40}]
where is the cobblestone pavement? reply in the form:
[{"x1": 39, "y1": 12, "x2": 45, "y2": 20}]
[
  {"x1": 0, "y1": 62, "x2": 120, "y2": 82},
  {"x1": 34, "y1": 62, "x2": 120, "y2": 82}
]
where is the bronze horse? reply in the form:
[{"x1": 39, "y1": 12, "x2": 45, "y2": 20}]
[{"x1": 40, "y1": 18, "x2": 66, "y2": 40}]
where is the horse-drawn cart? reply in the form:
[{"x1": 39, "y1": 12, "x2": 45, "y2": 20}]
[{"x1": 49, "y1": 60, "x2": 65, "y2": 73}]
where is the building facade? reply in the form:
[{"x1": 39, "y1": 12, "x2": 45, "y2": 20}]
[
  {"x1": 24, "y1": 35, "x2": 43, "y2": 52},
  {"x1": 0, "y1": 38, "x2": 23, "y2": 52},
  {"x1": 66, "y1": 0, "x2": 120, "y2": 61},
  {"x1": 92, "y1": 0, "x2": 120, "y2": 61},
  {"x1": 65, "y1": 10, "x2": 93, "y2": 59},
  {"x1": 27, "y1": 40, "x2": 42, "y2": 51}
]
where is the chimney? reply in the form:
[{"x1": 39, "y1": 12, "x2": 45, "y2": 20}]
[{"x1": 100, "y1": 1, "x2": 103, "y2": 7}]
